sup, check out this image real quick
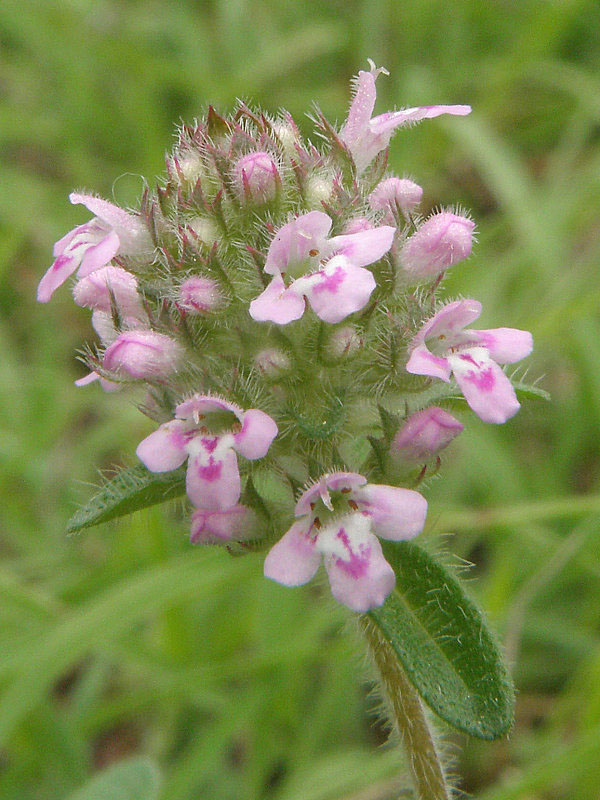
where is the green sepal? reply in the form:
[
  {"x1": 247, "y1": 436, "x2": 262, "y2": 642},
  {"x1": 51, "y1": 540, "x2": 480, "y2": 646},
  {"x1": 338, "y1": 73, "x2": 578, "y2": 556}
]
[
  {"x1": 66, "y1": 465, "x2": 187, "y2": 534},
  {"x1": 513, "y1": 380, "x2": 550, "y2": 402},
  {"x1": 378, "y1": 404, "x2": 401, "y2": 443},
  {"x1": 369, "y1": 541, "x2": 514, "y2": 740}
]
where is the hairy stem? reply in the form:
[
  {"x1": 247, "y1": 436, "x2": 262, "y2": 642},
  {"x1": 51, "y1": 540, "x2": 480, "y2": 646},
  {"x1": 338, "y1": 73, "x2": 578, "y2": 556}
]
[{"x1": 359, "y1": 615, "x2": 450, "y2": 800}]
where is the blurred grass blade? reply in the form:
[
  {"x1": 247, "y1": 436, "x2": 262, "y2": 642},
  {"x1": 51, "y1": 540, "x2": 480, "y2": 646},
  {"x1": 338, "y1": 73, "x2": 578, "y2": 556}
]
[
  {"x1": 369, "y1": 542, "x2": 514, "y2": 740},
  {"x1": 67, "y1": 465, "x2": 187, "y2": 534},
  {"x1": 66, "y1": 756, "x2": 162, "y2": 800}
]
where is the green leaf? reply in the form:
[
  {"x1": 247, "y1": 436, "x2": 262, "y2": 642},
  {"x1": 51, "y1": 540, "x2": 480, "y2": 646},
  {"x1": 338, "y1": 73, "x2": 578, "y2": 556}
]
[
  {"x1": 369, "y1": 541, "x2": 514, "y2": 740},
  {"x1": 513, "y1": 380, "x2": 551, "y2": 402},
  {"x1": 67, "y1": 464, "x2": 186, "y2": 534},
  {"x1": 66, "y1": 756, "x2": 161, "y2": 800}
]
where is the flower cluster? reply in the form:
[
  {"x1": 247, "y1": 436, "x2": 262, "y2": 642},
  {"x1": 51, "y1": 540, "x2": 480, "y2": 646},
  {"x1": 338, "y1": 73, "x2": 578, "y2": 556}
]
[{"x1": 39, "y1": 62, "x2": 533, "y2": 612}]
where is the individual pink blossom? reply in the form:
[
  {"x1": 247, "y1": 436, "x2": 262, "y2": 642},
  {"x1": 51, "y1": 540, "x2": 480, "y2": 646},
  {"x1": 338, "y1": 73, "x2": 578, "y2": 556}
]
[
  {"x1": 37, "y1": 193, "x2": 152, "y2": 302},
  {"x1": 264, "y1": 472, "x2": 427, "y2": 612},
  {"x1": 406, "y1": 300, "x2": 533, "y2": 424},
  {"x1": 234, "y1": 151, "x2": 280, "y2": 202},
  {"x1": 190, "y1": 504, "x2": 258, "y2": 544},
  {"x1": 369, "y1": 177, "x2": 423, "y2": 220},
  {"x1": 103, "y1": 330, "x2": 183, "y2": 381},
  {"x1": 73, "y1": 266, "x2": 145, "y2": 319},
  {"x1": 136, "y1": 395, "x2": 278, "y2": 510},
  {"x1": 249, "y1": 210, "x2": 394, "y2": 325},
  {"x1": 400, "y1": 211, "x2": 475, "y2": 278},
  {"x1": 393, "y1": 407, "x2": 464, "y2": 462},
  {"x1": 341, "y1": 61, "x2": 471, "y2": 173},
  {"x1": 178, "y1": 276, "x2": 222, "y2": 314}
]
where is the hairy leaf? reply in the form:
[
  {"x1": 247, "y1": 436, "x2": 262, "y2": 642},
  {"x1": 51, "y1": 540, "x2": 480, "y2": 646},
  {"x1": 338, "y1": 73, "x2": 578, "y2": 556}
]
[
  {"x1": 369, "y1": 541, "x2": 514, "y2": 739},
  {"x1": 67, "y1": 464, "x2": 186, "y2": 534}
]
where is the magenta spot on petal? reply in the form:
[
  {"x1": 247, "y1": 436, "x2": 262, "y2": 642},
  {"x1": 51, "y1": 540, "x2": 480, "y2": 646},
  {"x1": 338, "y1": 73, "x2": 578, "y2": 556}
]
[
  {"x1": 312, "y1": 265, "x2": 345, "y2": 295},
  {"x1": 201, "y1": 436, "x2": 219, "y2": 454},
  {"x1": 458, "y1": 353, "x2": 479, "y2": 367},
  {"x1": 466, "y1": 366, "x2": 495, "y2": 392},
  {"x1": 334, "y1": 527, "x2": 370, "y2": 578},
  {"x1": 197, "y1": 458, "x2": 222, "y2": 482}
]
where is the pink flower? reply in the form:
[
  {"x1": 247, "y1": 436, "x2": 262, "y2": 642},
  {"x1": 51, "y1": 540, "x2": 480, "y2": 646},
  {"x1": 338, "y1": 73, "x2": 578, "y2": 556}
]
[
  {"x1": 406, "y1": 300, "x2": 533, "y2": 424},
  {"x1": 178, "y1": 276, "x2": 222, "y2": 314},
  {"x1": 37, "y1": 193, "x2": 152, "y2": 302},
  {"x1": 400, "y1": 212, "x2": 475, "y2": 278},
  {"x1": 369, "y1": 177, "x2": 423, "y2": 220},
  {"x1": 234, "y1": 151, "x2": 280, "y2": 202},
  {"x1": 73, "y1": 266, "x2": 145, "y2": 319},
  {"x1": 393, "y1": 407, "x2": 463, "y2": 462},
  {"x1": 264, "y1": 472, "x2": 427, "y2": 612},
  {"x1": 341, "y1": 61, "x2": 471, "y2": 174},
  {"x1": 103, "y1": 330, "x2": 183, "y2": 381},
  {"x1": 249, "y1": 210, "x2": 394, "y2": 325},
  {"x1": 136, "y1": 395, "x2": 278, "y2": 510},
  {"x1": 190, "y1": 504, "x2": 258, "y2": 544}
]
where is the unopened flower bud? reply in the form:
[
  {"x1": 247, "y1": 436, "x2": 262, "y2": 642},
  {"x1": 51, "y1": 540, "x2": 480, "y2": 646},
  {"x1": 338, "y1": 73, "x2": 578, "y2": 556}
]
[
  {"x1": 326, "y1": 325, "x2": 363, "y2": 359},
  {"x1": 254, "y1": 348, "x2": 291, "y2": 378},
  {"x1": 190, "y1": 504, "x2": 258, "y2": 544},
  {"x1": 369, "y1": 177, "x2": 423, "y2": 219},
  {"x1": 176, "y1": 150, "x2": 205, "y2": 183},
  {"x1": 188, "y1": 216, "x2": 218, "y2": 246},
  {"x1": 305, "y1": 173, "x2": 334, "y2": 206},
  {"x1": 343, "y1": 217, "x2": 374, "y2": 235},
  {"x1": 178, "y1": 276, "x2": 222, "y2": 314},
  {"x1": 400, "y1": 211, "x2": 475, "y2": 278},
  {"x1": 392, "y1": 407, "x2": 463, "y2": 462},
  {"x1": 73, "y1": 266, "x2": 144, "y2": 318},
  {"x1": 103, "y1": 330, "x2": 182, "y2": 380},
  {"x1": 234, "y1": 151, "x2": 280, "y2": 203},
  {"x1": 271, "y1": 120, "x2": 299, "y2": 158}
]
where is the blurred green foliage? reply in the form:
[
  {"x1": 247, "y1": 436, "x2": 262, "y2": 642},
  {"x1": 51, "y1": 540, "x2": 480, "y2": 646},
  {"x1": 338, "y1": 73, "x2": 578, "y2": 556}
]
[{"x1": 2, "y1": 0, "x2": 600, "y2": 797}]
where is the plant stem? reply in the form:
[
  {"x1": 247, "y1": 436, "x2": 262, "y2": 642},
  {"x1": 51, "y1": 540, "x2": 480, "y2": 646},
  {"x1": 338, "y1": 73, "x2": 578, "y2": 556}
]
[{"x1": 359, "y1": 616, "x2": 450, "y2": 800}]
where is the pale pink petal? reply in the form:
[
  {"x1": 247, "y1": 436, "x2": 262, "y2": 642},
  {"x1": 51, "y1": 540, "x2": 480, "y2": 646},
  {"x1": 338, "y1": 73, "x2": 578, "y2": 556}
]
[
  {"x1": 53, "y1": 224, "x2": 86, "y2": 257},
  {"x1": 176, "y1": 394, "x2": 242, "y2": 422},
  {"x1": 74, "y1": 372, "x2": 100, "y2": 387},
  {"x1": 249, "y1": 276, "x2": 306, "y2": 324},
  {"x1": 353, "y1": 484, "x2": 428, "y2": 541},
  {"x1": 341, "y1": 64, "x2": 381, "y2": 149},
  {"x1": 234, "y1": 409, "x2": 278, "y2": 460},
  {"x1": 264, "y1": 211, "x2": 332, "y2": 275},
  {"x1": 324, "y1": 472, "x2": 367, "y2": 494},
  {"x1": 471, "y1": 328, "x2": 533, "y2": 364},
  {"x1": 320, "y1": 516, "x2": 395, "y2": 611},
  {"x1": 77, "y1": 230, "x2": 120, "y2": 277},
  {"x1": 302, "y1": 257, "x2": 376, "y2": 324},
  {"x1": 369, "y1": 104, "x2": 471, "y2": 136},
  {"x1": 414, "y1": 299, "x2": 482, "y2": 346},
  {"x1": 70, "y1": 192, "x2": 136, "y2": 231},
  {"x1": 136, "y1": 420, "x2": 191, "y2": 472},
  {"x1": 406, "y1": 344, "x2": 451, "y2": 382},
  {"x1": 190, "y1": 505, "x2": 256, "y2": 544},
  {"x1": 73, "y1": 265, "x2": 143, "y2": 317},
  {"x1": 37, "y1": 252, "x2": 81, "y2": 302},
  {"x1": 328, "y1": 225, "x2": 395, "y2": 267},
  {"x1": 186, "y1": 446, "x2": 241, "y2": 510},
  {"x1": 449, "y1": 349, "x2": 520, "y2": 424},
  {"x1": 264, "y1": 520, "x2": 321, "y2": 586},
  {"x1": 74, "y1": 371, "x2": 121, "y2": 393},
  {"x1": 103, "y1": 330, "x2": 182, "y2": 380},
  {"x1": 393, "y1": 407, "x2": 464, "y2": 461}
]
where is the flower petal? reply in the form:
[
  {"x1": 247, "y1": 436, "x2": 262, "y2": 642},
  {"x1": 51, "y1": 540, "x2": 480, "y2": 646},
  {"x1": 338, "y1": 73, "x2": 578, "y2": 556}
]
[
  {"x1": 77, "y1": 230, "x2": 120, "y2": 277},
  {"x1": 328, "y1": 225, "x2": 395, "y2": 266},
  {"x1": 175, "y1": 394, "x2": 242, "y2": 422},
  {"x1": 264, "y1": 520, "x2": 321, "y2": 586},
  {"x1": 70, "y1": 192, "x2": 137, "y2": 231},
  {"x1": 264, "y1": 211, "x2": 332, "y2": 275},
  {"x1": 369, "y1": 104, "x2": 471, "y2": 136},
  {"x1": 320, "y1": 515, "x2": 395, "y2": 611},
  {"x1": 136, "y1": 420, "x2": 190, "y2": 472},
  {"x1": 406, "y1": 344, "x2": 451, "y2": 382},
  {"x1": 471, "y1": 327, "x2": 533, "y2": 364},
  {"x1": 341, "y1": 63, "x2": 382, "y2": 150},
  {"x1": 301, "y1": 257, "x2": 376, "y2": 324},
  {"x1": 449, "y1": 349, "x2": 520, "y2": 424},
  {"x1": 249, "y1": 276, "x2": 306, "y2": 325},
  {"x1": 37, "y1": 251, "x2": 81, "y2": 302},
  {"x1": 353, "y1": 484, "x2": 428, "y2": 541},
  {"x1": 413, "y1": 299, "x2": 482, "y2": 347},
  {"x1": 190, "y1": 505, "x2": 256, "y2": 544},
  {"x1": 186, "y1": 445, "x2": 241, "y2": 510},
  {"x1": 234, "y1": 409, "x2": 278, "y2": 460}
]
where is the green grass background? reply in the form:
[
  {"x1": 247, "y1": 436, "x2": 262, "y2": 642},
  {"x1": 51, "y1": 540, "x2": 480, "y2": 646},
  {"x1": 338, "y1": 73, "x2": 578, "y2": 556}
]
[{"x1": 2, "y1": 1, "x2": 600, "y2": 797}]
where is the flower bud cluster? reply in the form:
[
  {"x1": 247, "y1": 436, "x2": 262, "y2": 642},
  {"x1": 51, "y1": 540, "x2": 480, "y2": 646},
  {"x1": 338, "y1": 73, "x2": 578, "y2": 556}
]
[{"x1": 38, "y1": 62, "x2": 533, "y2": 612}]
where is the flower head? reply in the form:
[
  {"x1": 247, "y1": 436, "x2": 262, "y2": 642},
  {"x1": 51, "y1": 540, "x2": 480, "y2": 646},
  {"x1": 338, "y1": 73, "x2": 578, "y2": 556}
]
[
  {"x1": 249, "y1": 210, "x2": 394, "y2": 325},
  {"x1": 103, "y1": 330, "x2": 183, "y2": 381},
  {"x1": 341, "y1": 61, "x2": 471, "y2": 174},
  {"x1": 369, "y1": 177, "x2": 423, "y2": 220},
  {"x1": 37, "y1": 193, "x2": 152, "y2": 302},
  {"x1": 400, "y1": 212, "x2": 475, "y2": 279},
  {"x1": 406, "y1": 300, "x2": 533, "y2": 424},
  {"x1": 264, "y1": 472, "x2": 427, "y2": 611},
  {"x1": 393, "y1": 407, "x2": 464, "y2": 462},
  {"x1": 137, "y1": 395, "x2": 278, "y2": 510}
]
